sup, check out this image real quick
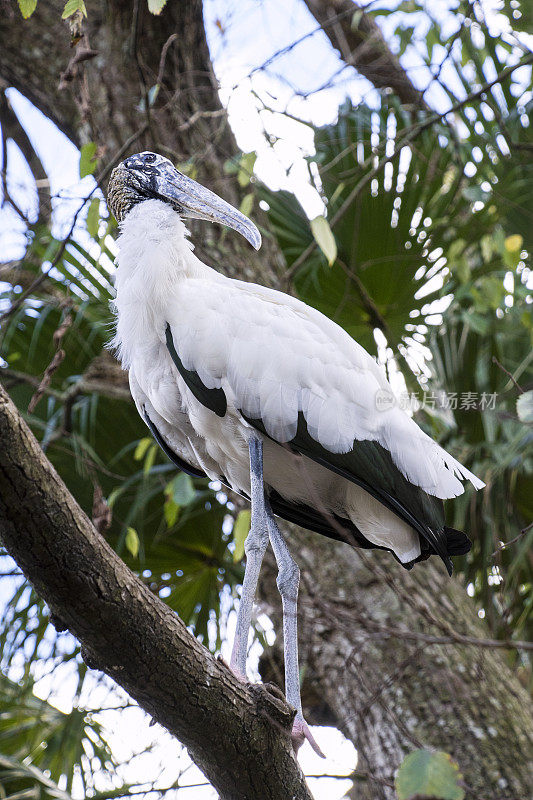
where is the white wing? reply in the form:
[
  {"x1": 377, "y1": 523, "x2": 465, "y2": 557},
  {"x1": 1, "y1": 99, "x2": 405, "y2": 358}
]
[{"x1": 166, "y1": 277, "x2": 484, "y2": 500}]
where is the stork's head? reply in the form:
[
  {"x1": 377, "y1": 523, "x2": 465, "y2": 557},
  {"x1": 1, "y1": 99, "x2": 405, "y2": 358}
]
[{"x1": 107, "y1": 151, "x2": 261, "y2": 250}]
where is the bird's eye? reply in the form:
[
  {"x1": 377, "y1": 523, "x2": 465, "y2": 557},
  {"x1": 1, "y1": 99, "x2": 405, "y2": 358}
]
[{"x1": 144, "y1": 154, "x2": 157, "y2": 164}]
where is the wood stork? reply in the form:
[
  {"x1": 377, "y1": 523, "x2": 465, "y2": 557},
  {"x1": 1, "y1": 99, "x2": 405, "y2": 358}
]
[{"x1": 107, "y1": 151, "x2": 484, "y2": 755}]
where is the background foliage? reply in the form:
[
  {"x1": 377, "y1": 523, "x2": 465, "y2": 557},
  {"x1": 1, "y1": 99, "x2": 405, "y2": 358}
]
[{"x1": 0, "y1": 0, "x2": 531, "y2": 798}]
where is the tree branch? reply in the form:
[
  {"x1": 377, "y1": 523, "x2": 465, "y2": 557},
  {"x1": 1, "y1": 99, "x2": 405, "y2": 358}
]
[
  {"x1": 0, "y1": 381, "x2": 312, "y2": 800},
  {"x1": 302, "y1": 0, "x2": 426, "y2": 108},
  {"x1": 0, "y1": 87, "x2": 52, "y2": 224},
  {"x1": 0, "y1": 4, "x2": 79, "y2": 146}
]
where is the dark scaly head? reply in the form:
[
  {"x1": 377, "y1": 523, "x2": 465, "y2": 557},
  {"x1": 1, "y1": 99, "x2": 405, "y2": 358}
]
[{"x1": 107, "y1": 151, "x2": 261, "y2": 249}]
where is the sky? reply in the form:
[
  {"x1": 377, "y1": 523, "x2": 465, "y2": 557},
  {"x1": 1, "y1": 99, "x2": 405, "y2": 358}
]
[{"x1": 0, "y1": 1, "x2": 531, "y2": 798}]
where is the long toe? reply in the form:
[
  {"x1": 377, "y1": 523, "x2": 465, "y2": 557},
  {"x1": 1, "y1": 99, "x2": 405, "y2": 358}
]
[
  {"x1": 229, "y1": 663, "x2": 248, "y2": 683},
  {"x1": 292, "y1": 713, "x2": 325, "y2": 758},
  {"x1": 219, "y1": 654, "x2": 248, "y2": 683}
]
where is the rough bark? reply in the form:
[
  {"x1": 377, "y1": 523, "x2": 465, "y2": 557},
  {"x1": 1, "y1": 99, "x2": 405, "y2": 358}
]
[
  {"x1": 260, "y1": 534, "x2": 533, "y2": 799},
  {"x1": 0, "y1": 382, "x2": 312, "y2": 800},
  {"x1": 0, "y1": 0, "x2": 282, "y2": 283},
  {"x1": 302, "y1": 0, "x2": 427, "y2": 109},
  {"x1": 1, "y1": 2, "x2": 532, "y2": 799}
]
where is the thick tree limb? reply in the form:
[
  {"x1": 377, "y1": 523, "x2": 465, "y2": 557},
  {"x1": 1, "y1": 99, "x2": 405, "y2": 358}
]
[
  {"x1": 0, "y1": 382, "x2": 312, "y2": 800},
  {"x1": 0, "y1": 87, "x2": 52, "y2": 224},
  {"x1": 302, "y1": 0, "x2": 426, "y2": 108}
]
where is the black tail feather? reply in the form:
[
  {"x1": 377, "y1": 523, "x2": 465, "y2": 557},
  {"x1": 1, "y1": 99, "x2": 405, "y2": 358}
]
[{"x1": 445, "y1": 527, "x2": 472, "y2": 556}]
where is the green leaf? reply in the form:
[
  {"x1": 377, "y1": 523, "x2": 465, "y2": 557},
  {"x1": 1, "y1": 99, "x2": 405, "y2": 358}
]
[
  {"x1": 396, "y1": 750, "x2": 464, "y2": 800},
  {"x1": 61, "y1": 0, "x2": 87, "y2": 19},
  {"x1": 166, "y1": 473, "x2": 196, "y2": 506},
  {"x1": 480, "y1": 234, "x2": 494, "y2": 263},
  {"x1": 147, "y1": 0, "x2": 167, "y2": 15},
  {"x1": 517, "y1": 390, "x2": 533, "y2": 424},
  {"x1": 134, "y1": 437, "x2": 152, "y2": 461},
  {"x1": 86, "y1": 197, "x2": 100, "y2": 238},
  {"x1": 125, "y1": 527, "x2": 139, "y2": 558},
  {"x1": 396, "y1": 25, "x2": 416, "y2": 55},
  {"x1": 79, "y1": 142, "x2": 97, "y2": 178},
  {"x1": 479, "y1": 276, "x2": 505, "y2": 310},
  {"x1": 18, "y1": 0, "x2": 37, "y2": 18},
  {"x1": 505, "y1": 234, "x2": 523, "y2": 253},
  {"x1": 310, "y1": 215, "x2": 337, "y2": 266},
  {"x1": 0, "y1": 673, "x2": 116, "y2": 788},
  {"x1": 464, "y1": 310, "x2": 490, "y2": 335},
  {"x1": 426, "y1": 24, "x2": 440, "y2": 61},
  {"x1": 450, "y1": 256, "x2": 470, "y2": 284},
  {"x1": 239, "y1": 192, "x2": 254, "y2": 219},
  {"x1": 351, "y1": 9, "x2": 363, "y2": 29},
  {"x1": 143, "y1": 443, "x2": 157, "y2": 475},
  {"x1": 503, "y1": 233, "x2": 524, "y2": 269},
  {"x1": 447, "y1": 239, "x2": 466, "y2": 262},
  {"x1": 106, "y1": 487, "x2": 121, "y2": 509},
  {"x1": 238, "y1": 152, "x2": 257, "y2": 187},
  {"x1": 223, "y1": 158, "x2": 239, "y2": 175},
  {"x1": 0, "y1": 753, "x2": 74, "y2": 800},
  {"x1": 232, "y1": 509, "x2": 251, "y2": 563},
  {"x1": 176, "y1": 160, "x2": 197, "y2": 180},
  {"x1": 164, "y1": 497, "x2": 180, "y2": 527}
]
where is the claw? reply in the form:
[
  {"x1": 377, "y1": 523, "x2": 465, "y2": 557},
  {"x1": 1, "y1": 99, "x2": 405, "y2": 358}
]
[
  {"x1": 292, "y1": 713, "x2": 325, "y2": 758},
  {"x1": 229, "y1": 664, "x2": 247, "y2": 683},
  {"x1": 229, "y1": 662, "x2": 324, "y2": 759}
]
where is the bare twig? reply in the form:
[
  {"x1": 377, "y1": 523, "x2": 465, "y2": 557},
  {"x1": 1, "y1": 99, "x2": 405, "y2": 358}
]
[
  {"x1": 28, "y1": 307, "x2": 73, "y2": 414},
  {"x1": 0, "y1": 88, "x2": 52, "y2": 224},
  {"x1": 302, "y1": 0, "x2": 426, "y2": 108},
  {"x1": 92, "y1": 482, "x2": 112, "y2": 534},
  {"x1": 130, "y1": 0, "x2": 156, "y2": 149},
  {"x1": 177, "y1": 108, "x2": 226, "y2": 132},
  {"x1": 492, "y1": 356, "x2": 524, "y2": 394},
  {"x1": 315, "y1": 590, "x2": 533, "y2": 652},
  {"x1": 58, "y1": 48, "x2": 99, "y2": 89},
  {"x1": 156, "y1": 33, "x2": 178, "y2": 88},
  {"x1": 491, "y1": 522, "x2": 533, "y2": 558},
  {"x1": 1, "y1": 366, "x2": 131, "y2": 404},
  {"x1": 0, "y1": 125, "x2": 148, "y2": 328},
  {"x1": 284, "y1": 52, "x2": 533, "y2": 285},
  {"x1": 1, "y1": 367, "x2": 64, "y2": 398}
]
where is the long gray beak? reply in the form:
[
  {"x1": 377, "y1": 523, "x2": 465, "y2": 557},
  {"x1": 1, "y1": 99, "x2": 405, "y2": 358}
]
[{"x1": 123, "y1": 153, "x2": 261, "y2": 250}]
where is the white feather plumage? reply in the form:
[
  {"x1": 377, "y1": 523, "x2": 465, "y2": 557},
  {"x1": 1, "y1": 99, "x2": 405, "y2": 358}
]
[{"x1": 112, "y1": 200, "x2": 484, "y2": 564}]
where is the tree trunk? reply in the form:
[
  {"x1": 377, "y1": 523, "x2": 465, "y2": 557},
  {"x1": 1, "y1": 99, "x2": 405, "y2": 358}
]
[
  {"x1": 260, "y1": 533, "x2": 533, "y2": 798},
  {"x1": 1, "y1": 2, "x2": 532, "y2": 798}
]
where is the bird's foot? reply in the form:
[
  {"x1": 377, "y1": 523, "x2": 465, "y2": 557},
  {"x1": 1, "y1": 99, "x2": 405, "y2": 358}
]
[
  {"x1": 228, "y1": 659, "x2": 248, "y2": 684},
  {"x1": 223, "y1": 658, "x2": 324, "y2": 758},
  {"x1": 292, "y1": 712, "x2": 325, "y2": 759}
]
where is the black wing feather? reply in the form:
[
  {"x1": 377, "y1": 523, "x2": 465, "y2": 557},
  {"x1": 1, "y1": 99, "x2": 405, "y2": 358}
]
[
  {"x1": 142, "y1": 410, "x2": 436, "y2": 566},
  {"x1": 143, "y1": 409, "x2": 206, "y2": 478},
  {"x1": 165, "y1": 323, "x2": 227, "y2": 417},
  {"x1": 146, "y1": 334, "x2": 467, "y2": 576},
  {"x1": 241, "y1": 411, "x2": 455, "y2": 575}
]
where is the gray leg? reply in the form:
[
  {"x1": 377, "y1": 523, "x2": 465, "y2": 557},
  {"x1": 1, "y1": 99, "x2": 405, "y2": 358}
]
[
  {"x1": 265, "y1": 504, "x2": 325, "y2": 758},
  {"x1": 230, "y1": 436, "x2": 269, "y2": 679}
]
